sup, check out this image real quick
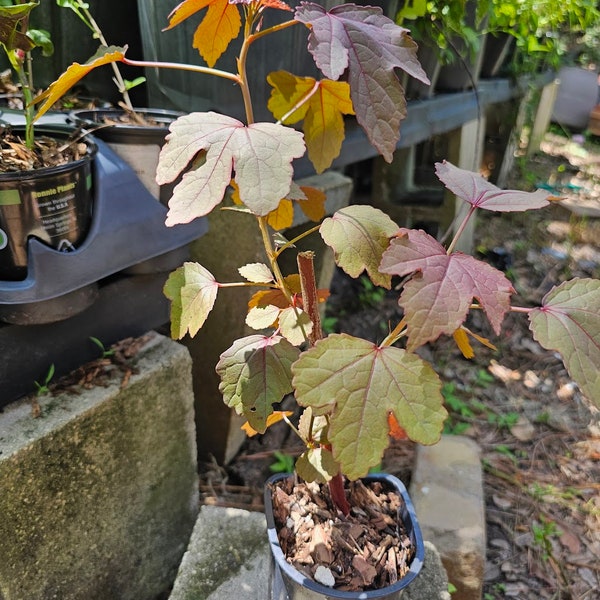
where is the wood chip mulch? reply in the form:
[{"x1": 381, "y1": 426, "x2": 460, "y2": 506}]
[{"x1": 270, "y1": 476, "x2": 415, "y2": 592}]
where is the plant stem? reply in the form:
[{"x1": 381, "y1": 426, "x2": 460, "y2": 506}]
[
  {"x1": 446, "y1": 204, "x2": 477, "y2": 255},
  {"x1": 297, "y1": 251, "x2": 323, "y2": 345},
  {"x1": 122, "y1": 58, "x2": 240, "y2": 85},
  {"x1": 381, "y1": 317, "x2": 407, "y2": 347},
  {"x1": 274, "y1": 224, "x2": 321, "y2": 259},
  {"x1": 276, "y1": 79, "x2": 321, "y2": 125}
]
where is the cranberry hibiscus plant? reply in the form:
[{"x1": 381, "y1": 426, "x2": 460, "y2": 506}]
[{"x1": 36, "y1": 0, "x2": 600, "y2": 514}]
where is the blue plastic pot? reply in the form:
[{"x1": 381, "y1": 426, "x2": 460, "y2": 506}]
[{"x1": 265, "y1": 473, "x2": 425, "y2": 600}]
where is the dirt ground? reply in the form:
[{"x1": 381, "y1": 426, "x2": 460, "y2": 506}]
[{"x1": 200, "y1": 130, "x2": 600, "y2": 599}]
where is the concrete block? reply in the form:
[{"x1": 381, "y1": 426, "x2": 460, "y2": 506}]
[
  {"x1": 169, "y1": 506, "x2": 271, "y2": 600},
  {"x1": 169, "y1": 507, "x2": 449, "y2": 600},
  {"x1": 0, "y1": 333, "x2": 199, "y2": 600},
  {"x1": 409, "y1": 436, "x2": 486, "y2": 600}
]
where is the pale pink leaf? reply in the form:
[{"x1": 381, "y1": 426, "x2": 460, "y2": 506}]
[
  {"x1": 435, "y1": 161, "x2": 550, "y2": 212},
  {"x1": 295, "y1": 3, "x2": 428, "y2": 162},
  {"x1": 156, "y1": 112, "x2": 305, "y2": 225},
  {"x1": 380, "y1": 229, "x2": 514, "y2": 350}
]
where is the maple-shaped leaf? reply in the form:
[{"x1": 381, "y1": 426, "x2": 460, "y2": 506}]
[
  {"x1": 320, "y1": 205, "x2": 399, "y2": 288},
  {"x1": 268, "y1": 71, "x2": 354, "y2": 173},
  {"x1": 380, "y1": 229, "x2": 514, "y2": 351},
  {"x1": 32, "y1": 46, "x2": 126, "y2": 121},
  {"x1": 163, "y1": 262, "x2": 219, "y2": 339},
  {"x1": 435, "y1": 161, "x2": 551, "y2": 212},
  {"x1": 165, "y1": 0, "x2": 241, "y2": 68},
  {"x1": 292, "y1": 334, "x2": 446, "y2": 480},
  {"x1": 217, "y1": 334, "x2": 300, "y2": 432},
  {"x1": 295, "y1": 3, "x2": 428, "y2": 162},
  {"x1": 156, "y1": 112, "x2": 305, "y2": 225},
  {"x1": 529, "y1": 279, "x2": 600, "y2": 406}
]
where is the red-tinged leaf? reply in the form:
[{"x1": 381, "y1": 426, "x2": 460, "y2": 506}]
[
  {"x1": 435, "y1": 161, "x2": 551, "y2": 212},
  {"x1": 292, "y1": 334, "x2": 446, "y2": 480},
  {"x1": 33, "y1": 46, "x2": 126, "y2": 121},
  {"x1": 217, "y1": 335, "x2": 300, "y2": 432},
  {"x1": 163, "y1": 262, "x2": 219, "y2": 339},
  {"x1": 241, "y1": 410, "x2": 293, "y2": 437},
  {"x1": 380, "y1": 229, "x2": 514, "y2": 351},
  {"x1": 320, "y1": 205, "x2": 399, "y2": 288},
  {"x1": 268, "y1": 71, "x2": 354, "y2": 173},
  {"x1": 529, "y1": 279, "x2": 600, "y2": 406},
  {"x1": 156, "y1": 112, "x2": 305, "y2": 225},
  {"x1": 387, "y1": 412, "x2": 408, "y2": 440},
  {"x1": 165, "y1": 0, "x2": 241, "y2": 67},
  {"x1": 295, "y1": 3, "x2": 428, "y2": 162}
]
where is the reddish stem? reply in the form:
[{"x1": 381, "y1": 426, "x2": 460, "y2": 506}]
[{"x1": 328, "y1": 472, "x2": 350, "y2": 517}]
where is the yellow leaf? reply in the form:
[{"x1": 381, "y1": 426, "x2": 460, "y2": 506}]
[
  {"x1": 267, "y1": 199, "x2": 294, "y2": 230},
  {"x1": 298, "y1": 186, "x2": 326, "y2": 222},
  {"x1": 453, "y1": 328, "x2": 474, "y2": 359},
  {"x1": 267, "y1": 70, "x2": 314, "y2": 124},
  {"x1": 165, "y1": 0, "x2": 212, "y2": 29},
  {"x1": 241, "y1": 410, "x2": 293, "y2": 437},
  {"x1": 268, "y1": 71, "x2": 354, "y2": 173},
  {"x1": 192, "y1": 0, "x2": 241, "y2": 68},
  {"x1": 304, "y1": 79, "x2": 354, "y2": 173},
  {"x1": 32, "y1": 46, "x2": 127, "y2": 121},
  {"x1": 464, "y1": 327, "x2": 498, "y2": 352}
]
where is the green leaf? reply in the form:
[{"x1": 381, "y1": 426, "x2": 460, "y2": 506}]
[
  {"x1": 320, "y1": 205, "x2": 399, "y2": 288},
  {"x1": 295, "y1": 447, "x2": 339, "y2": 483},
  {"x1": 163, "y1": 262, "x2": 219, "y2": 339},
  {"x1": 0, "y1": 2, "x2": 38, "y2": 53},
  {"x1": 529, "y1": 279, "x2": 600, "y2": 406},
  {"x1": 217, "y1": 334, "x2": 300, "y2": 433},
  {"x1": 292, "y1": 334, "x2": 446, "y2": 480}
]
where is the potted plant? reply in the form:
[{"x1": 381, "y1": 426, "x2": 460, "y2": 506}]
[
  {"x1": 0, "y1": 0, "x2": 96, "y2": 296},
  {"x1": 38, "y1": 1, "x2": 600, "y2": 596}
]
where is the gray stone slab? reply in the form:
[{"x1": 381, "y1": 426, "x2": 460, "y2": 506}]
[
  {"x1": 169, "y1": 506, "x2": 450, "y2": 599},
  {"x1": 410, "y1": 436, "x2": 485, "y2": 600},
  {"x1": 0, "y1": 332, "x2": 198, "y2": 600}
]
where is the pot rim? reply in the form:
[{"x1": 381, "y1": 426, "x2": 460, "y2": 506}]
[
  {"x1": 264, "y1": 472, "x2": 425, "y2": 599},
  {"x1": 0, "y1": 125, "x2": 96, "y2": 180},
  {"x1": 68, "y1": 107, "x2": 184, "y2": 132}
]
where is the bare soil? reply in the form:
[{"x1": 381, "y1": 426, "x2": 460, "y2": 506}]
[{"x1": 201, "y1": 130, "x2": 600, "y2": 599}]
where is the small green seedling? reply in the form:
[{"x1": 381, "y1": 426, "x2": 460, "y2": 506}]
[
  {"x1": 269, "y1": 451, "x2": 295, "y2": 474},
  {"x1": 89, "y1": 336, "x2": 115, "y2": 359},
  {"x1": 34, "y1": 363, "x2": 55, "y2": 396}
]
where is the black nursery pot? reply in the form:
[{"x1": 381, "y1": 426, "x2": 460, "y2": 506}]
[
  {"x1": 264, "y1": 473, "x2": 425, "y2": 600},
  {"x1": 0, "y1": 128, "x2": 96, "y2": 282},
  {"x1": 69, "y1": 107, "x2": 182, "y2": 206}
]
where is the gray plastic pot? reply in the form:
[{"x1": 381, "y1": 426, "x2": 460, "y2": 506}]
[
  {"x1": 264, "y1": 473, "x2": 425, "y2": 600},
  {"x1": 69, "y1": 107, "x2": 182, "y2": 205}
]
